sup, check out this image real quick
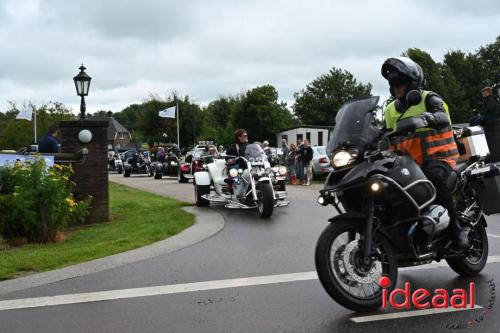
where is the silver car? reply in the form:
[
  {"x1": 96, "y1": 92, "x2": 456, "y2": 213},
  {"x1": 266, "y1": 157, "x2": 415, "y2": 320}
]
[{"x1": 312, "y1": 146, "x2": 333, "y2": 178}]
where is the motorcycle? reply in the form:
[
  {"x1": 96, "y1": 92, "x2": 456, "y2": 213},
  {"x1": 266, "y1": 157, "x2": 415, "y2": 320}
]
[
  {"x1": 315, "y1": 95, "x2": 500, "y2": 312},
  {"x1": 123, "y1": 152, "x2": 152, "y2": 177},
  {"x1": 152, "y1": 150, "x2": 180, "y2": 179},
  {"x1": 193, "y1": 143, "x2": 289, "y2": 218},
  {"x1": 114, "y1": 154, "x2": 123, "y2": 174}
]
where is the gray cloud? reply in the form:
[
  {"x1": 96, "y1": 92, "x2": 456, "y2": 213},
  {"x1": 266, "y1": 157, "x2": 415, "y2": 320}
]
[{"x1": 0, "y1": 0, "x2": 499, "y2": 114}]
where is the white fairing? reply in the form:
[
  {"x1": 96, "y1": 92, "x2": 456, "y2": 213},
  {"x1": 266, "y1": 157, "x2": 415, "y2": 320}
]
[{"x1": 194, "y1": 171, "x2": 211, "y2": 186}]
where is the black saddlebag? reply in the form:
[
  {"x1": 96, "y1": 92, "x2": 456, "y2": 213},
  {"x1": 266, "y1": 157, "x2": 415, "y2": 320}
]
[{"x1": 468, "y1": 163, "x2": 500, "y2": 215}]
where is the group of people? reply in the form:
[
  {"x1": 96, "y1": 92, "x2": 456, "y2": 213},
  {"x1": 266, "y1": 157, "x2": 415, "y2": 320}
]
[
  {"x1": 280, "y1": 138, "x2": 313, "y2": 186},
  {"x1": 224, "y1": 128, "x2": 315, "y2": 186}
]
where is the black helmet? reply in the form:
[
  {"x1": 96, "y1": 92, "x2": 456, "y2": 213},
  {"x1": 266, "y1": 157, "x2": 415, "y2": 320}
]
[{"x1": 381, "y1": 57, "x2": 425, "y2": 96}]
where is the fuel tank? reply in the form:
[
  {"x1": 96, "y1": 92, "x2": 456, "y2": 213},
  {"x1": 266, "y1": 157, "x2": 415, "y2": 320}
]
[{"x1": 384, "y1": 155, "x2": 435, "y2": 207}]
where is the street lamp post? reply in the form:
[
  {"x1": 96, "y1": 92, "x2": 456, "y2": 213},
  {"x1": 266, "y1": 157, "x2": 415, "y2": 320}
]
[{"x1": 73, "y1": 64, "x2": 92, "y2": 119}]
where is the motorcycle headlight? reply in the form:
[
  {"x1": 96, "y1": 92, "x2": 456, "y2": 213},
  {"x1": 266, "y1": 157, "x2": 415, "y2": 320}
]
[
  {"x1": 238, "y1": 168, "x2": 243, "y2": 174},
  {"x1": 332, "y1": 150, "x2": 355, "y2": 168},
  {"x1": 278, "y1": 166, "x2": 287, "y2": 175},
  {"x1": 264, "y1": 167, "x2": 272, "y2": 175},
  {"x1": 229, "y1": 168, "x2": 238, "y2": 177},
  {"x1": 170, "y1": 161, "x2": 175, "y2": 166},
  {"x1": 250, "y1": 168, "x2": 258, "y2": 176},
  {"x1": 202, "y1": 164, "x2": 207, "y2": 169}
]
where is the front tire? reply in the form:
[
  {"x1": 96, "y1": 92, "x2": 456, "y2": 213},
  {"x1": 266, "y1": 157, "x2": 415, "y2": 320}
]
[
  {"x1": 315, "y1": 219, "x2": 397, "y2": 312},
  {"x1": 446, "y1": 218, "x2": 488, "y2": 276},
  {"x1": 195, "y1": 184, "x2": 210, "y2": 207},
  {"x1": 116, "y1": 165, "x2": 123, "y2": 174},
  {"x1": 257, "y1": 182, "x2": 274, "y2": 218}
]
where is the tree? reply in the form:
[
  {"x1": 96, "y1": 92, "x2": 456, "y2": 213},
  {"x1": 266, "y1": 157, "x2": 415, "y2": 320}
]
[
  {"x1": 233, "y1": 85, "x2": 297, "y2": 145},
  {"x1": 202, "y1": 95, "x2": 242, "y2": 145},
  {"x1": 293, "y1": 67, "x2": 372, "y2": 125}
]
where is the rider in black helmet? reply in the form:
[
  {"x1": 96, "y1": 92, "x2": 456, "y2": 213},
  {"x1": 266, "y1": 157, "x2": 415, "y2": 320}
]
[{"x1": 382, "y1": 56, "x2": 468, "y2": 249}]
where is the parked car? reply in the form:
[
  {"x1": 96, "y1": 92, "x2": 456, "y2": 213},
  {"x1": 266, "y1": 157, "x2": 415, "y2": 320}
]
[{"x1": 311, "y1": 146, "x2": 332, "y2": 178}]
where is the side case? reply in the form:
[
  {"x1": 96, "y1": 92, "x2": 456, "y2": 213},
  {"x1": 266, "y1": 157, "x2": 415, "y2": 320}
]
[{"x1": 469, "y1": 163, "x2": 500, "y2": 215}]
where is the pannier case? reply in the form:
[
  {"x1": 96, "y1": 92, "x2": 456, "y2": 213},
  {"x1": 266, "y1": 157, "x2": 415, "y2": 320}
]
[
  {"x1": 470, "y1": 163, "x2": 500, "y2": 215},
  {"x1": 458, "y1": 126, "x2": 490, "y2": 162}
]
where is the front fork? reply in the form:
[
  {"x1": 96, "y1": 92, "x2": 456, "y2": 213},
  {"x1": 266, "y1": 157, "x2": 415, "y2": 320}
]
[{"x1": 361, "y1": 195, "x2": 375, "y2": 265}]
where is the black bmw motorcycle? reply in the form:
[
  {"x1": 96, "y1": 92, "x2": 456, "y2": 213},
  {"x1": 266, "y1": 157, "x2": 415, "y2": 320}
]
[{"x1": 315, "y1": 95, "x2": 500, "y2": 312}]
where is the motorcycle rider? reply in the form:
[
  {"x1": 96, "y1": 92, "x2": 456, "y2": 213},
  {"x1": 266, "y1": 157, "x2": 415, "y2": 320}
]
[
  {"x1": 224, "y1": 129, "x2": 249, "y2": 192},
  {"x1": 381, "y1": 56, "x2": 468, "y2": 249}
]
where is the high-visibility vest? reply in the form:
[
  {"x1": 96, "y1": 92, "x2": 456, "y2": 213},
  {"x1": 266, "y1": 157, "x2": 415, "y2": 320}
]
[{"x1": 385, "y1": 91, "x2": 459, "y2": 168}]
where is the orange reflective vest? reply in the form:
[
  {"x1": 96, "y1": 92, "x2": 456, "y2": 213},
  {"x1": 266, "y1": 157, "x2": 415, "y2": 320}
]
[{"x1": 384, "y1": 91, "x2": 459, "y2": 168}]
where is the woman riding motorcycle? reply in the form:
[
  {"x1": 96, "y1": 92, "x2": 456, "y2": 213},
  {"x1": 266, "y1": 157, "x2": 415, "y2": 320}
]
[
  {"x1": 224, "y1": 129, "x2": 249, "y2": 192},
  {"x1": 381, "y1": 56, "x2": 467, "y2": 249}
]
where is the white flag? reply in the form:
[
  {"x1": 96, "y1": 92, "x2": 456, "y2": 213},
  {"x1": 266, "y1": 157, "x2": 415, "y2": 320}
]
[
  {"x1": 159, "y1": 106, "x2": 176, "y2": 118},
  {"x1": 16, "y1": 108, "x2": 33, "y2": 121}
]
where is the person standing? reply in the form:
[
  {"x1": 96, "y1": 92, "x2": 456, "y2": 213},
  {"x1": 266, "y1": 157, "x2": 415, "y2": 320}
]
[
  {"x1": 302, "y1": 139, "x2": 313, "y2": 186},
  {"x1": 295, "y1": 138, "x2": 304, "y2": 184},
  {"x1": 38, "y1": 124, "x2": 60, "y2": 154},
  {"x1": 286, "y1": 143, "x2": 297, "y2": 184},
  {"x1": 280, "y1": 139, "x2": 289, "y2": 165}
]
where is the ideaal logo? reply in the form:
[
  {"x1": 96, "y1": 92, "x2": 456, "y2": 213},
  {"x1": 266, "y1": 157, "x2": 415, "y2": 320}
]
[
  {"x1": 378, "y1": 277, "x2": 496, "y2": 330},
  {"x1": 379, "y1": 277, "x2": 475, "y2": 310}
]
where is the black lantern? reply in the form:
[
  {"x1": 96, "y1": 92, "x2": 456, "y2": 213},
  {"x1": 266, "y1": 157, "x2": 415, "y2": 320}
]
[{"x1": 73, "y1": 64, "x2": 92, "y2": 119}]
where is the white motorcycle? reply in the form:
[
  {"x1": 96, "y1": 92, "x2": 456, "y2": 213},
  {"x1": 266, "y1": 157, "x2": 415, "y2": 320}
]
[{"x1": 193, "y1": 143, "x2": 289, "y2": 218}]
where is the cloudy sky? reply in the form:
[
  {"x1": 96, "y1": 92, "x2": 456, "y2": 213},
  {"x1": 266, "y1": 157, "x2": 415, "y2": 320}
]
[{"x1": 0, "y1": 0, "x2": 499, "y2": 115}]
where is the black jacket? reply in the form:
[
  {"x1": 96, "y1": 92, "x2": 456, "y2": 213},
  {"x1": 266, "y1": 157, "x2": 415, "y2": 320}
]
[
  {"x1": 38, "y1": 134, "x2": 60, "y2": 153},
  {"x1": 226, "y1": 143, "x2": 247, "y2": 158}
]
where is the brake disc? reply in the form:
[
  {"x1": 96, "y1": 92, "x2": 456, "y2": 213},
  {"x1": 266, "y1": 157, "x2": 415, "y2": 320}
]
[{"x1": 342, "y1": 240, "x2": 382, "y2": 284}]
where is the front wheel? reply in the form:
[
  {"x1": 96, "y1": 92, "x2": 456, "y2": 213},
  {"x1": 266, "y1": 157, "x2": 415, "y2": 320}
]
[
  {"x1": 315, "y1": 219, "x2": 397, "y2": 312},
  {"x1": 116, "y1": 165, "x2": 123, "y2": 174},
  {"x1": 195, "y1": 184, "x2": 210, "y2": 207},
  {"x1": 446, "y1": 217, "x2": 488, "y2": 276},
  {"x1": 257, "y1": 182, "x2": 274, "y2": 218}
]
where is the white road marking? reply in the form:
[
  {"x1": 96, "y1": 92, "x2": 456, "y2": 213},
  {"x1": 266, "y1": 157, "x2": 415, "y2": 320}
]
[
  {"x1": 487, "y1": 233, "x2": 500, "y2": 239},
  {"x1": 350, "y1": 305, "x2": 483, "y2": 323},
  {"x1": 0, "y1": 255, "x2": 499, "y2": 312}
]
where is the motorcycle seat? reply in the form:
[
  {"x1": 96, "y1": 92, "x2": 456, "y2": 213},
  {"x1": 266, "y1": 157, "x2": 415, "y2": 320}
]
[{"x1": 455, "y1": 162, "x2": 468, "y2": 174}]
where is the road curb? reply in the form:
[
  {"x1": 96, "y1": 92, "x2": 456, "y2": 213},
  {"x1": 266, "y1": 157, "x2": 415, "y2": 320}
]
[{"x1": 0, "y1": 206, "x2": 224, "y2": 295}]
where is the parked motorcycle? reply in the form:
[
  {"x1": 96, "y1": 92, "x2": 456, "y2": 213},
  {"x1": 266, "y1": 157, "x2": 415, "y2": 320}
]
[
  {"x1": 315, "y1": 95, "x2": 500, "y2": 312},
  {"x1": 193, "y1": 143, "x2": 289, "y2": 218}
]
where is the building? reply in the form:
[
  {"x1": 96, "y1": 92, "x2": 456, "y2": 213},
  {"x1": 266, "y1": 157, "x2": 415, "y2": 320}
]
[
  {"x1": 92, "y1": 116, "x2": 133, "y2": 150},
  {"x1": 276, "y1": 125, "x2": 334, "y2": 147}
]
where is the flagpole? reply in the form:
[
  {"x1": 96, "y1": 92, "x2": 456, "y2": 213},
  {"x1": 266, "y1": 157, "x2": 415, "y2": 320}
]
[
  {"x1": 33, "y1": 106, "x2": 37, "y2": 144},
  {"x1": 176, "y1": 102, "x2": 180, "y2": 147}
]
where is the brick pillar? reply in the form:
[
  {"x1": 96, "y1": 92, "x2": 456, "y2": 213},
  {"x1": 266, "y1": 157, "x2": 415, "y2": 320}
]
[
  {"x1": 58, "y1": 120, "x2": 109, "y2": 223},
  {"x1": 483, "y1": 119, "x2": 500, "y2": 163}
]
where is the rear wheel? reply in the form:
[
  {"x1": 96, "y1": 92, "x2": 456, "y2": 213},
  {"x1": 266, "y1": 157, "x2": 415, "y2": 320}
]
[
  {"x1": 195, "y1": 184, "x2": 210, "y2": 207},
  {"x1": 178, "y1": 169, "x2": 189, "y2": 183},
  {"x1": 257, "y1": 182, "x2": 274, "y2": 218},
  {"x1": 446, "y1": 217, "x2": 488, "y2": 276},
  {"x1": 278, "y1": 180, "x2": 286, "y2": 192},
  {"x1": 315, "y1": 219, "x2": 397, "y2": 312}
]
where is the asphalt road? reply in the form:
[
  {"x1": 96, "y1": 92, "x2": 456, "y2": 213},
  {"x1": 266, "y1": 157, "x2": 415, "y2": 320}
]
[{"x1": 0, "y1": 173, "x2": 499, "y2": 333}]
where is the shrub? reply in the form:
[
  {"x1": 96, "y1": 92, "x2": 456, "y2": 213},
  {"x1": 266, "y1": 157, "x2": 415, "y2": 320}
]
[{"x1": 0, "y1": 158, "x2": 91, "y2": 243}]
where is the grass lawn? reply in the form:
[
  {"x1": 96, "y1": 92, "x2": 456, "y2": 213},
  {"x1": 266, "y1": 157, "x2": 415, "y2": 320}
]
[{"x1": 0, "y1": 182, "x2": 194, "y2": 281}]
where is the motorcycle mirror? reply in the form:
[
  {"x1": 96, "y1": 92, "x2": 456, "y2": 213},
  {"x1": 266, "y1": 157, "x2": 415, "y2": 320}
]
[{"x1": 406, "y1": 90, "x2": 422, "y2": 107}]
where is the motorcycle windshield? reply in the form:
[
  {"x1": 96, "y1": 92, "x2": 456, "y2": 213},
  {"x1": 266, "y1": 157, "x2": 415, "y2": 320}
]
[
  {"x1": 245, "y1": 144, "x2": 267, "y2": 161},
  {"x1": 326, "y1": 96, "x2": 380, "y2": 155}
]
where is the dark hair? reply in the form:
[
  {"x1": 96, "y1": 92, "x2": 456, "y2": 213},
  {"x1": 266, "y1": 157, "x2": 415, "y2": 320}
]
[
  {"x1": 48, "y1": 124, "x2": 58, "y2": 135},
  {"x1": 234, "y1": 129, "x2": 247, "y2": 143}
]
